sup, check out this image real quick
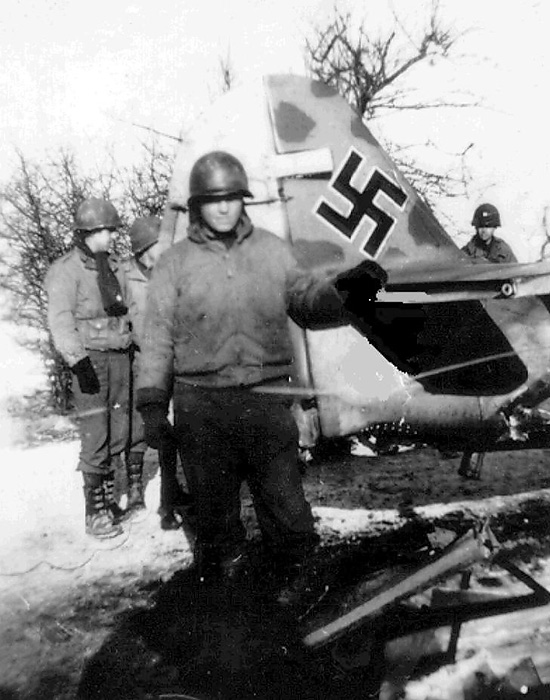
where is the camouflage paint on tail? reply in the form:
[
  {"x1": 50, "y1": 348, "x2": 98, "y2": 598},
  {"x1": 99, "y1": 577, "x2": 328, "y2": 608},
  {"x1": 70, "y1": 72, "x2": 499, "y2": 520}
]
[
  {"x1": 158, "y1": 73, "x2": 550, "y2": 450},
  {"x1": 264, "y1": 74, "x2": 462, "y2": 271}
]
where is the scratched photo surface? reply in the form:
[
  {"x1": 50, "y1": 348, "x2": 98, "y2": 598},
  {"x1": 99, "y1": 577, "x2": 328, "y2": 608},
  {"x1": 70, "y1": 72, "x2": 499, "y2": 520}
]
[{"x1": 2, "y1": 1, "x2": 550, "y2": 699}]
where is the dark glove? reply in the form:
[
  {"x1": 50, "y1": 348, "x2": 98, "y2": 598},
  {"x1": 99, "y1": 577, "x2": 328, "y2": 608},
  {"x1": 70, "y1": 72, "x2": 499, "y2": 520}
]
[
  {"x1": 71, "y1": 356, "x2": 100, "y2": 395},
  {"x1": 139, "y1": 404, "x2": 174, "y2": 450},
  {"x1": 334, "y1": 259, "x2": 388, "y2": 316}
]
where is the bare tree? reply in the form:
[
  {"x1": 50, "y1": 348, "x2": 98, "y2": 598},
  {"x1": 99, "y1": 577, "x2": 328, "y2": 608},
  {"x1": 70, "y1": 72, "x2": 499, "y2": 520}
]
[
  {"x1": 219, "y1": 48, "x2": 236, "y2": 94},
  {"x1": 205, "y1": 48, "x2": 238, "y2": 104},
  {"x1": 0, "y1": 139, "x2": 174, "y2": 410},
  {"x1": 305, "y1": 1, "x2": 476, "y2": 209},
  {"x1": 539, "y1": 206, "x2": 550, "y2": 261},
  {"x1": 0, "y1": 150, "x2": 95, "y2": 409},
  {"x1": 117, "y1": 138, "x2": 175, "y2": 219}
]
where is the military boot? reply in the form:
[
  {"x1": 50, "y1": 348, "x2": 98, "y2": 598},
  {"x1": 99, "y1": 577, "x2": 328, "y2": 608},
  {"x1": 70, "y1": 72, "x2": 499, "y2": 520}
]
[
  {"x1": 158, "y1": 438, "x2": 183, "y2": 530},
  {"x1": 83, "y1": 473, "x2": 123, "y2": 539},
  {"x1": 159, "y1": 469, "x2": 194, "y2": 530},
  {"x1": 103, "y1": 472, "x2": 127, "y2": 524},
  {"x1": 126, "y1": 451, "x2": 146, "y2": 514}
]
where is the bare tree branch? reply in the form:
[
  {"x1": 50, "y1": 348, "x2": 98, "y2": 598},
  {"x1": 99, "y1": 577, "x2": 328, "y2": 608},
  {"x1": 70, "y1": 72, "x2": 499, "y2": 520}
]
[
  {"x1": 305, "y1": 3, "x2": 478, "y2": 209},
  {"x1": 111, "y1": 116, "x2": 182, "y2": 143},
  {"x1": 219, "y1": 48, "x2": 236, "y2": 94},
  {"x1": 0, "y1": 138, "x2": 175, "y2": 409}
]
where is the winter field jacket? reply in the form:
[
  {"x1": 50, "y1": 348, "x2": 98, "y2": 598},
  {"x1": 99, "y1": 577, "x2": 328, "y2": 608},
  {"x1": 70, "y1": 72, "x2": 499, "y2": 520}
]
[
  {"x1": 461, "y1": 234, "x2": 517, "y2": 264},
  {"x1": 136, "y1": 218, "x2": 346, "y2": 398},
  {"x1": 45, "y1": 247, "x2": 133, "y2": 367},
  {"x1": 123, "y1": 257, "x2": 150, "y2": 348}
]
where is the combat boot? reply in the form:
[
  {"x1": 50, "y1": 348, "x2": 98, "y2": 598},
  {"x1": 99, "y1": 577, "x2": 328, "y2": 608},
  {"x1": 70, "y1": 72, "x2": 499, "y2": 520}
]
[
  {"x1": 83, "y1": 473, "x2": 123, "y2": 539},
  {"x1": 126, "y1": 451, "x2": 146, "y2": 514},
  {"x1": 159, "y1": 477, "x2": 194, "y2": 530},
  {"x1": 103, "y1": 472, "x2": 127, "y2": 524},
  {"x1": 157, "y1": 432, "x2": 192, "y2": 530},
  {"x1": 159, "y1": 509, "x2": 181, "y2": 531}
]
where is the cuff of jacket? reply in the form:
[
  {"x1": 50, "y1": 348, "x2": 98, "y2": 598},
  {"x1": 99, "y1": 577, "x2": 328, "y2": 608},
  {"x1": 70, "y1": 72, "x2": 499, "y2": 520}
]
[
  {"x1": 64, "y1": 351, "x2": 89, "y2": 368},
  {"x1": 136, "y1": 387, "x2": 170, "y2": 411}
]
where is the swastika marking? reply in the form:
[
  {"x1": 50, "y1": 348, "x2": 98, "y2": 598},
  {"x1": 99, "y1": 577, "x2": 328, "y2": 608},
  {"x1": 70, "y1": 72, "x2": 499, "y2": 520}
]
[{"x1": 317, "y1": 149, "x2": 408, "y2": 257}]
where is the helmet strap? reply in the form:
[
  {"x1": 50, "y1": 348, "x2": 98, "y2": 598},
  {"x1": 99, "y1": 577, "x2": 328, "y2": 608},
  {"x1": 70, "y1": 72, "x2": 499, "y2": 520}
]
[{"x1": 73, "y1": 234, "x2": 95, "y2": 258}]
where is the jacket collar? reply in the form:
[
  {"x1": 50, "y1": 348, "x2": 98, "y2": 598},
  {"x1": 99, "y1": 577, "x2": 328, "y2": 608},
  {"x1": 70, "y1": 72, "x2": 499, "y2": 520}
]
[
  {"x1": 74, "y1": 246, "x2": 119, "y2": 271},
  {"x1": 473, "y1": 233, "x2": 495, "y2": 250},
  {"x1": 187, "y1": 212, "x2": 254, "y2": 248}
]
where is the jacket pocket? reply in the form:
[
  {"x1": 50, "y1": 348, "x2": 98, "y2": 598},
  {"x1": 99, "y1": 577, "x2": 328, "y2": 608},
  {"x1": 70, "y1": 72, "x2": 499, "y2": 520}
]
[{"x1": 78, "y1": 317, "x2": 131, "y2": 350}]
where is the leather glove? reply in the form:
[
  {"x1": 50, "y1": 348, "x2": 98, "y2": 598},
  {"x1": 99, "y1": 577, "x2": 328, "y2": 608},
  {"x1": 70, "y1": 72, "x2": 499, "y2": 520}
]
[
  {"x1": 139, "y1": 404, "x2": 174, "y2": 450},
  {"x1": 71, "y1": 356, "x2": 100, "y2": 395},
  {"x1": 334, "y1": 259, "x2": 388, "y2": 316}
]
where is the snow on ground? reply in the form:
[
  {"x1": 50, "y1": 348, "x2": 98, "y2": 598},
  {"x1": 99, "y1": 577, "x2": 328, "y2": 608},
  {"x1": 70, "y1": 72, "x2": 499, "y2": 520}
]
[
  {"x1": 0, "y1": 319, "x2": 46, "y2": 447},
  {"x1": 0, "y1": 438, "x2": 195, "y2": 595},
  {"x1": 0, "y1": 442, "x2": 190, "y2": 574},
  {"x1": 2, "y1": 315, "x2": 550, "y2": 698},
  {"x1": 0, "y1": 318, "x2": 191, "y2": 613},
  {"x1": 0, "y1": 314, "x2": 393, "y2": 609},
  {"x1": 314, "y1": 484, "x2": 550, "y2": 539}
]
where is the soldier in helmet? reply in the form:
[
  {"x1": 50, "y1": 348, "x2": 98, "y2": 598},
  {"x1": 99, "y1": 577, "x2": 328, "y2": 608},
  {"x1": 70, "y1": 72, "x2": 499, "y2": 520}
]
[
  {"x1": 126, "y1": 216, "x2": 192, "y2": 529},
  {"x1": 462, "y1": 203, "x2": 517, "y2": 264},
  {"x1": 135, "y1": 151, "x2": 387, "y2": 601},
  {"x1": 45, "y1": 198, "x2": 134, "y2": 539},
  {"x1": 458, "y1": 203, "x2": 517, "y2": 479}
]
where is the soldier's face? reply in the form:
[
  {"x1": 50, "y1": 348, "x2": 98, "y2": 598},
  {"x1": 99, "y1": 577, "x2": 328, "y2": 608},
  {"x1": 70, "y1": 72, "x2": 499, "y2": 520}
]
[
  {"x1": 200, "y1": 197, "x2": 243, "y2": 234},
  {"x1": 86, "y1": 228, "x2": 113, "y2": 253},
  {"x1": 139, "y1": 241, "x2": 160, "y2": 269},
  {"x1": 477, "y1": 227, "x2": 495, "y2": 243}
]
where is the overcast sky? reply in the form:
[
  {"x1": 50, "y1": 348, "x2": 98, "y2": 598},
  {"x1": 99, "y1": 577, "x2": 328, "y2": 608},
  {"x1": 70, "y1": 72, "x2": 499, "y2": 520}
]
[{"x1": 1, "y1": 0, "x2": 549, "y2": 259}]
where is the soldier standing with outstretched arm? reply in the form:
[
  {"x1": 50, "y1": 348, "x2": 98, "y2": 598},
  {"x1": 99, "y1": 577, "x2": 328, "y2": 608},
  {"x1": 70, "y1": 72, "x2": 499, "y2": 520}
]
[{"x1": 135, "y1": 151, "x2": 387, "y2": 602}]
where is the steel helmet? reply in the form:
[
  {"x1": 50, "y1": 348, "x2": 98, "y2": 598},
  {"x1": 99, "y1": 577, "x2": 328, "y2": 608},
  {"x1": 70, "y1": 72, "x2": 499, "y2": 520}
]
[
  {"x1": 188, "y1": 151, "x2": 253, "y2": 206},
  {"x1": 472, "y1": 203, "x2": 501, "y2": 228},
  {"x1": 128, "y1": 216, "x2": 161, "y2": 255},
  {"x1": 74, "y1": 197, "x2": 122, "y2": 232}
]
